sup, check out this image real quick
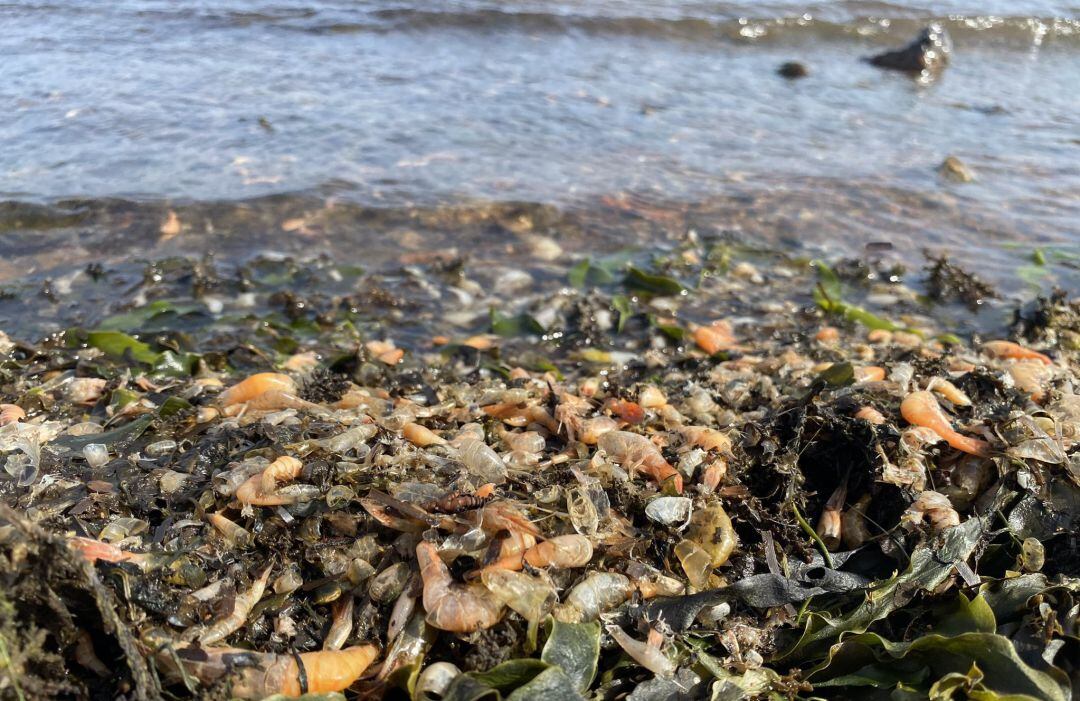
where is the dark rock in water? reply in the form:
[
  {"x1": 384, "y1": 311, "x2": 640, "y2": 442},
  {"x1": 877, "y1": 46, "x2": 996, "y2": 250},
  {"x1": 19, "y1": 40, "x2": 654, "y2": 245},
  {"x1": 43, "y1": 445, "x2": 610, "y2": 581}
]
[
  {"x1": 867, "y1": 24, "x2": 952, "y2": 73},
  {"x1": 777, "y1": 61, "x2": 809, "y2": 79}
]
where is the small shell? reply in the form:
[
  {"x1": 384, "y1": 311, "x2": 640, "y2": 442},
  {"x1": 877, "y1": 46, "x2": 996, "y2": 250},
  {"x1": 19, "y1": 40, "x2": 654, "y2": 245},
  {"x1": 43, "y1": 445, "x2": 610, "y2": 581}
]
[
  {"x1": 415, "y1": 663, "x2": 462, "y2": 701},
  {"x1": 644, "y1": 496, "x2": 693, "y2": 528}
]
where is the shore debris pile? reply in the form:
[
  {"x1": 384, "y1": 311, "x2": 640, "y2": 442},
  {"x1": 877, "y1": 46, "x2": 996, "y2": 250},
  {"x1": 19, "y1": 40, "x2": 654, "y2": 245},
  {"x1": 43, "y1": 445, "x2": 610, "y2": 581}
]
[{"x1": 0, "y1": 246, "x2": 1077, "y2": 701}]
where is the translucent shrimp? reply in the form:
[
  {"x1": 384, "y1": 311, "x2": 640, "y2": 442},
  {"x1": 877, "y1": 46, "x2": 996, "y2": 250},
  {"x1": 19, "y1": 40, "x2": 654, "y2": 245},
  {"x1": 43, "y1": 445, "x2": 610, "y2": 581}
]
[
  {"x1": 982, "y1": 340, "x2": 1052, "y2": 365},
  {"x1": 606, "y1": 625, "x2": 675, "y2": 677},
  {"x1": 219, "y1": 372, "x2": 298, "y2": 408},
  {"x1": 0, "y1": 403, "x2": 25, "y2": 427},
  {"x1": 927, "y1": 377, "x2": 972, "y2": 407},
  {"x1": 578, "y1": 416, "x2": 618, "y2": 445},
  {"x1": 455, "y1": 437, "x2": 508, "y2": 485},
  {"x1": 235, "y1": 456, "x2": 307, "y2": 506},
  {"x1": 817, "y1": 482, "x2": 846, "y2": 551},
  {"x1": 228, "y1": 389, "x2": 319, "y2": 416},
  {"x1": 598, "y1": 431, "x2": 683, "y2": 493},
  {"x1": 841, "y1": 494, "x2": 873, "y2": 549},
  {"x1": 474, "y1": 500, "x2": 540, "y2": 538},
  {"x1": 900, "y1": 391, "x2": 990, "y2": 457},
  {"x1": 904, "y1": 490, "x2": 960, "y2": 532},
  {"x1": 323, "y1": 596, "x2": 354, "y2": 651},
  {"x1": 206, "y1": 512, "x2": 254, "y2": 548},
  {"x1": 554, "y1": 391, "x2": 592, "y2": 442},
  {"x1": 416, "y1": 541, "x2": 504, "y2": 633},
  {"x1": 554, "y1": 572, "x2": 632, "y2": 623},
  {"x1": 197, "y1": 565, "x2": 272, "y2": 645},
  {"x1": 522, "y1": 535, "x2": 593, "y2": 569}
]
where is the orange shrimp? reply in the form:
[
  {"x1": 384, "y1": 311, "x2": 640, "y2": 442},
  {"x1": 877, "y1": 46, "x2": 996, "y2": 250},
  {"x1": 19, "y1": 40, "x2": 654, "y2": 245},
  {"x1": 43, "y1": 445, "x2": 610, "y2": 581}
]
[
  {"x1": 219, "y1": 372, "x2": 298, "y2": 407},
  {"x1": 853, "y1": 366, "x2": 886, "y2": 382},
  {"x1": 403, "y1": 422, "x2": 446, "y2": 447},
  {"x1": 474, "y1": 500, "x2": 540, "y2": 538},
  {"x1": 67, "y1": 536, "x2": 148, "y2": 567},
  {"x1": 693, "y1": 321, "x2": 736, "y2": 356},
  {"x1": 416, "y1": 541, "x2": 504, "y2": 633},
  {"x1": 167, "y1": 645, "x2": 380, "y2": 698},
  {"x1": 607, "y1": 399, "x2": 645, "y2": 425},
  {"x1": 817, "y1": 483, "x2": 846, "y2": 551},
  {"x1": 854, "y1": 406, "x2": 887, "y2": 425},
  {"x1": 677, "y1": 426, "x2": 732, "y2": 454},
  {"x1": 598, "y1": 431, "x2": 683, "y2": 493},
  {"x1": 523, "y1": 535, "x2": 593, "y2": 569},
  {"x1": 0, "y1": 403, "x2": 25, "y2": 426},
  {"x1": 482, "y1": 402, "x2": 558, "y2": 433},
  {"x1": 982, "y1": 340, "x2": 1052, "y2": 365},
  {"x1": 235, "y1": 456, "x2": 305, "y2": 506},
  {"x1": 900, "y1": 391, "x2": 990, "y2": 457}
]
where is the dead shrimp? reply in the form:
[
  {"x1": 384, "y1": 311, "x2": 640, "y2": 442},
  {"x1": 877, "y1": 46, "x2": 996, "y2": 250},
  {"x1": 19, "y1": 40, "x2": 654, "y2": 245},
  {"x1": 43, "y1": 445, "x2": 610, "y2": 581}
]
[
  {"x1": 982, "y1": 340, "x2": 1052, "y2": 365},
  {"x1": 0, "y1": 403, "x2": 25, "y2": 426},
  {"x1": 841, "y1": 494, "x2": 873, "y2": 549},
  {"x1": 554, "y1": 391, "x2": 592, "y2": 442},
  {"x1": 606, "y1": 398, "x2": 645, "y2": 425},
  {"x1": 159, "y1": 644, "x2": 379, "y2": 698},
  {"x1": 219, "y1": 372, "x2": 297, "y2": 408},
  {"x1": 853, "y1": 366, "x2": 886, "y2": 383},
  {"x1": 578, "y1": 416, "x2": 618, "y2": 445},
  {"x1": 323, "y1": 596, "x2": 354, "y2": 651},
  {"x1": 416, "y1": 541, "x2": 504, "y2": 633},
  {"x1": 854, "y1": 406, "x2": 887, "y2": 425},
  {"x1": 606, "y1": 625, "x2": 675, "y2": 677},
  {"x1": 482, "y1": 401, "x2": 558, "y2": 433},
  {"x1": 817, "y1": 481, "x2": 847, "y2": 551},
  {"x1": 235, "y1": 456, "x2": 308, "y2": 506},
  {"x1": 904, "y1": 490, "x2": 960, "y2": 532},
  {"x1": 598, "y1": 430, "x2": 683, "y2": 493},
  {"x1": 677, "y1": 426, "x2": 733, "y2": 454},
  {"x1": 692, "y1": 320, "x2": 737, "y2": 356},
  {"x1": 473, "y1": 500, "x2": 540, "y2": 538},
  {"x1": 900, "y1": 391, "x2": 990, "y2": 457},
  {"x1": 67, "y1": 536, "x2": 150, "y2": 568},
  {"x1": 523, "y1": 535, "x2": 593, "y2": 569},
  {"x1": 927, "y1": 377, "x2": 971, "y2": 407},
  {"x1": 195, "y1": 565, "x2": 272, "y2": 645}
]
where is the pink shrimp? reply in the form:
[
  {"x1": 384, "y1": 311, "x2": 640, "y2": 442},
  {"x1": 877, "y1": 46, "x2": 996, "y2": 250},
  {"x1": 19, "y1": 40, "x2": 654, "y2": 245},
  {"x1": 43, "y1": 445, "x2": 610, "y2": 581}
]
[
  {"x1": 416, "y1": 541, "x2": 503, "y2": 633},
  {"x1": 598, "y1": 431, "x2": 683, "y2": 493}
]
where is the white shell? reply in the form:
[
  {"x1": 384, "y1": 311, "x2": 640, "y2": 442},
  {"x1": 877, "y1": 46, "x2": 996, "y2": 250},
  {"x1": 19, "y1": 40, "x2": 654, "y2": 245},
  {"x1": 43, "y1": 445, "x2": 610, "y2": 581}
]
[{"x1": 645, "y1": 496, "x2": 693, "y2": 529}]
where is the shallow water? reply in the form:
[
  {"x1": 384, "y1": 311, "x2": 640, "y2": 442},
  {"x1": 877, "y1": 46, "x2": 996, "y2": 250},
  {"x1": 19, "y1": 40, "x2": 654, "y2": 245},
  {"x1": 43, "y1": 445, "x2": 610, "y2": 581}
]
[{"x1": 1, "y1": 0, "x2": 1079, "y2": 334}]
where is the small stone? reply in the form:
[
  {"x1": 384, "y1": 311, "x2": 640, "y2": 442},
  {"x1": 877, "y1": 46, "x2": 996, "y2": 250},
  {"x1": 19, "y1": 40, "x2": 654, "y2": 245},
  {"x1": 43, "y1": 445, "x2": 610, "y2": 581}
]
[
  {"x1": 777, "y1": 61, "x2": 809, "y2": 79},
  {"x1": 868, "y1": 24, "x2": 952, "y2": 74},
  {"x1": 939, "y1": 155, "x2": 975, "y2": 183}
]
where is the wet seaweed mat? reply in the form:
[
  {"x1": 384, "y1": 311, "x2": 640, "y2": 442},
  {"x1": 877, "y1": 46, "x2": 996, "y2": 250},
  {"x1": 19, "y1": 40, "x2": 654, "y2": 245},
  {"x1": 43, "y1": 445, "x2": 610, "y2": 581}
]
[{"x1": 0, "y1": 242, "x2": 1077, "y2": 701}]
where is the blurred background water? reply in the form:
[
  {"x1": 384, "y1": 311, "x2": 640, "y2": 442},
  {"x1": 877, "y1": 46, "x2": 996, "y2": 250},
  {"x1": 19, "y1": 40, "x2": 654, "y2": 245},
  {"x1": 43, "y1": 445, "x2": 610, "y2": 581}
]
[{"x1": 1, "y1": 0, "x2": 1078, "y2": 324}]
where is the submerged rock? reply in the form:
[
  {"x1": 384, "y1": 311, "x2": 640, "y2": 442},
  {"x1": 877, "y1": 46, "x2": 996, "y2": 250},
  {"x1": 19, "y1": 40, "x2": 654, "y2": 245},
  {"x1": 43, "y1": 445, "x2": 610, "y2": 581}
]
[
  {"x1": 939, "y1": 155, "x2": 975, "y2": 183},
  {"x1": 777, "y1": 61, "x2": 809, "y2": 79},
  {"x1": 867, "y1": 24, "x2": 952, "y2": 74}
]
